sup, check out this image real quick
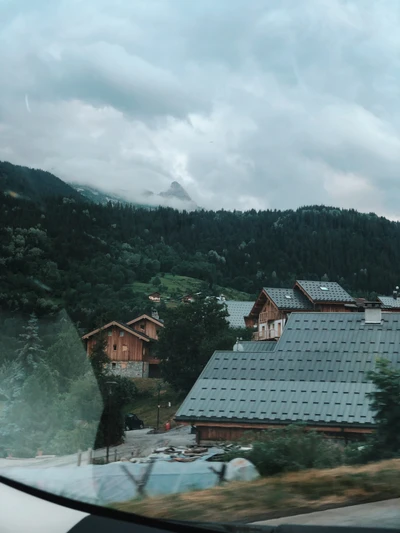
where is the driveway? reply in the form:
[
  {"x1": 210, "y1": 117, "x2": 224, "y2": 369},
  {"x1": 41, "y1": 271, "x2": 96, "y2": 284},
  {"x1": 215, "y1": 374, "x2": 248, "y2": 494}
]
[
  {"x1": 253, "y1": 498, "x2": 400, "y2": 530},
  {"x1": 0, "y1": 426, "x2": 195, "y2": 469}
]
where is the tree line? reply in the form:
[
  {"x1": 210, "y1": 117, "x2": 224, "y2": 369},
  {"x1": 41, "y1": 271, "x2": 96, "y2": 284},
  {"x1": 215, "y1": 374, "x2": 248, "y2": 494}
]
[{"x1": 1, "y1": 190, "x2": 400, "y2": 332}]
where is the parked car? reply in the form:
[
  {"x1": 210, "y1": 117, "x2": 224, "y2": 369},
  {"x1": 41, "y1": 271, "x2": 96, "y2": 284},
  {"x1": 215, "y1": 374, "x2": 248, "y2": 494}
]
[{"x1": 125, "y1": 413, "x2": 144, "y2": 430}]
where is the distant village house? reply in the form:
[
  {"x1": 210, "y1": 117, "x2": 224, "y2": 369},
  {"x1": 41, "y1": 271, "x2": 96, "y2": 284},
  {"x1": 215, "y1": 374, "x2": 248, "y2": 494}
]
[
  {"x1": 249, "y1": 280, "x2": 356, "y2": 341},
  {"x1": 82, "y1": 313, "x2": 164, "y2": 378}
]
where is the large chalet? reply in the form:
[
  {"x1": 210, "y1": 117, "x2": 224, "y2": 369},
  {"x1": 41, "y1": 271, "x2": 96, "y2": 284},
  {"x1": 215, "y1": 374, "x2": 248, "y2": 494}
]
[
  {"x1": 82, "y1": 314, "x2": 164, "y2": 378},
  {"x1": 176, "y1": 304, "x2": 400, "y2": 444},
  {"x1": 249, "y1": 280, "x2": 356, "y2": 340}
]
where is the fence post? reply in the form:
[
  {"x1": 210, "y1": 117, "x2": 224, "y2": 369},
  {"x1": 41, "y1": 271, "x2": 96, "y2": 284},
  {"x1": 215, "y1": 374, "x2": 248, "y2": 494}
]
[
  {"x1": 114, "y1": 449, "x2": 117, "y2": 463},
  {"x1": 77, "y1": 450, "x2": 82, "y2": 467},
  {"x1": 87, "y1": 448, "x2": 93, "y2": 465},
  {"x1": 120, "y1": 458, "x2": 155, "y2": 497},
  {"x1": 209, "y1": 463, "x2": 226, "y2": 484}
]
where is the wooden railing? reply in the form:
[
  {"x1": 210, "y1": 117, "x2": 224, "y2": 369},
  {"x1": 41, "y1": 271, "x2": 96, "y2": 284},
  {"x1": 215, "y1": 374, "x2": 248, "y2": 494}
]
[{"x1": 257, "y1": 328, "x2": 278, "y2": 340}]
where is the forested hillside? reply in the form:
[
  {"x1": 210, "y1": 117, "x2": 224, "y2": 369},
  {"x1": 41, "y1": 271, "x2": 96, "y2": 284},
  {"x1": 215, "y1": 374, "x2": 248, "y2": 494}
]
[
  {"x1": 0, "y1": 161, "x2": 83, "y2": 203},
  {"x1": 1, "y1": 183, "x2": 400, "y2": 333}
]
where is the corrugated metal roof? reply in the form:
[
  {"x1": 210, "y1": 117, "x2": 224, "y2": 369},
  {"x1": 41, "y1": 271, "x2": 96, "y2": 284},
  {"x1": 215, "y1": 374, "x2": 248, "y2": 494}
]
[
  {"x1": 277, "y1": 312, "x2": 400, "y2": 355},
  {"x1": 296, "y1": 280, "x2": 354, "y2": 303},
  {"x1": 176, "y1": 311, "x2": 400, "y2": 427},
  {"x1": 378, "y1": 296, "x2": 400, "y2": 309},
  {"x1": 176, "y1": 379, "x2": 374, "y2": 425},
  {"x1": 263, "y1": 288, "x2": 313, "y2": 310},
  {"x1": 234, "y1": 341, "x2": 277, "y2": 352},
  {"x1": 202, "y1": 349, "x2": 386, "y2": 383},
  {"x1": 224, "y1": 301, "x2": 254, "y2": 328}
]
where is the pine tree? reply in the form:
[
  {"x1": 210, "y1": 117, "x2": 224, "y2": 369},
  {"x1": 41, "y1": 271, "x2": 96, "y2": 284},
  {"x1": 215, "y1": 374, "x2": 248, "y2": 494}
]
[
  {"x1": 46, "y1": 313, "x2": 90, "y2": 392},
  {"x1": 89, "y1": 330, "x2": 110, "y2": 379},
  {"x1": 367, "y1": 359, "x2": 400, "y2": 454},
  {"x1": 16, "y1": 313, "x2": 44, "y2": 371},
  {"x1": 156, "y1": 298, "x2": 232, "y2": 393}
]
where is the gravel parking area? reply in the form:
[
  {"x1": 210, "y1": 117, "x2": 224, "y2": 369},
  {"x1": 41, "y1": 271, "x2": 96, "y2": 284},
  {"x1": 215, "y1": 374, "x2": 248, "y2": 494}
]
[{"x1": 0, "y1": 426, "x2": 196, "y2": 469}]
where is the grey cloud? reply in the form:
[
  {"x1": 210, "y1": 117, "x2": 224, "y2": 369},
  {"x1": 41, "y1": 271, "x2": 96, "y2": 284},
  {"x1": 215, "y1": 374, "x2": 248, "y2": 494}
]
[{"x1": 1, "y1": 0, "x2": 400, "y2": 215}]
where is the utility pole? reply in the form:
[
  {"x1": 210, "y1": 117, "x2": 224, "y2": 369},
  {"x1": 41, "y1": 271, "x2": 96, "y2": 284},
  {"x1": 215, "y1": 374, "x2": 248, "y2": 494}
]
[
  {"x1": 105, "y1": 381, "x2": 117, "y2": 463},
  {"x1": 156, "y1": 381, "x2": 162, "y2": 432}
]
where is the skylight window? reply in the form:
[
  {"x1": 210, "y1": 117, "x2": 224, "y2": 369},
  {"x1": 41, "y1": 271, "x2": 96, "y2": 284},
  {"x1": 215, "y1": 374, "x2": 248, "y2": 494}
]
[
  {"x1": 285, "y1": 294, "x2": 292, "y2": 299},
  {"x1": 320, "y1": 286, "x2": 329, "y2": 291}
]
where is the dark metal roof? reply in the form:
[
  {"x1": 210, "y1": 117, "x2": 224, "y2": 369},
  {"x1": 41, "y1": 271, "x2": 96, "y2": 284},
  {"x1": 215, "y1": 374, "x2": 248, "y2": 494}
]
[
  {"x1": 82, "y1": 320, "x2": 151, "y2": 341},
  {"x1": 233, "y1": 341, "x2": 277, "y2": 352},
  {"x1": 176, "y1": 379, "x2": 373, "y2": 425},
  {"x1": 263, "y1": 288, "x2": 313, "y2": 310},
  {"x1": 201, "y1": 350, "x2": 385, "y2": 383},
  {"x1": 114, "y1": 321, "x2": 152, "y2": 341},
  {"x1": 176, "y1": 312, "x2": 400, "y2": 427},
  {"x1": 296, "y1": 280, "x2": 354, "y2": 303},
  {"x1": 224, "y1": 301, "x2": 254, "y2": 328},
  {"x1": 276, "y1": 312, "x2": 400, "y2": 355},
  {"x1": 378, "y1": 296, "x2": 400, "y2": 309}
]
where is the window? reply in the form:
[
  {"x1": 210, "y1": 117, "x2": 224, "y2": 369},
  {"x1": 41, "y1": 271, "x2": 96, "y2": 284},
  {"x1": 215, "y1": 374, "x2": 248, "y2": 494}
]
[
  {"x1": 108, "y1": 331, "x2": 112, "y2": 336},
  {"x1": 320, "y1": 286, "x2": 329, "y2": 291},
  {"x1": 285, "y1": 294, "x2": 292, "y2": 299},
  {"x1": 112, "y1": 362, "x2": 116, "y2": 368},
  {"x1": 122, "y1": 345, "x2": 127, "y2": 352},
  {"x1": 113, "y1": 344, "x2": 117, "y2": 351},
  {"x1": 119, "y1": 331, "x2": 124, "y2": 337},
  {"x1": 140, "y1": 324, "x2": 145, "y2": 330}
]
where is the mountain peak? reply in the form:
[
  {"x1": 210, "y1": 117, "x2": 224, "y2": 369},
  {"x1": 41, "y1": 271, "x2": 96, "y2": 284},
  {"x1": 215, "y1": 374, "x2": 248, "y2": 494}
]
[{"x1": 160, "y1": 181, "x2": 192, "y2": 202}]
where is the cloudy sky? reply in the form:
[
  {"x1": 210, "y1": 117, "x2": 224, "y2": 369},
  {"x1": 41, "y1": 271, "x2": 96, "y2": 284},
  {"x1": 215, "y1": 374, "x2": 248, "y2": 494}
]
[{"x1": 1, "y1": 0, "x2": 400, "y2": 214}]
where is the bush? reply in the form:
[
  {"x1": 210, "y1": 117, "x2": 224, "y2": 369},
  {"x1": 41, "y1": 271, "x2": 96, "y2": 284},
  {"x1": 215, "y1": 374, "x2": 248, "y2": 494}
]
[
  {"x1": 224, "y1": 425, "x2": 344, "y2": 476},
  {"x1": 344, "y1": 436, "x2": 400, "y2": 465}
]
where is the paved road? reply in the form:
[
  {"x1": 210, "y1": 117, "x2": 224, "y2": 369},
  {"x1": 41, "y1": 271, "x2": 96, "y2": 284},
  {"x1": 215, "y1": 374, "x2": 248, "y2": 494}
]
[
  {"x1": 0, "y1": 426, "x2": 195, "y2": 469},
  {"x1": 253, "y1": 498, "x2": 400, "y2": 530}
]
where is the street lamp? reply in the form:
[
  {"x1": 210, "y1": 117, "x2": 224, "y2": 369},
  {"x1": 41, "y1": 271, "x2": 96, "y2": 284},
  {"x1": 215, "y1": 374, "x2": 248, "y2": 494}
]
[
  {"x1": 156, "y1": 381, "x2": 162, "y2": 432},
  {"x1": 105, "y1": 380, "x2": 117, "y2": 464}
]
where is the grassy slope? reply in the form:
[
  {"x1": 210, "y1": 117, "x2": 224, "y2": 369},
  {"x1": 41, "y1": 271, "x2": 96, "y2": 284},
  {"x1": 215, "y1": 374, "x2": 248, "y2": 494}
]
[
  {"x1": 132, "y1": 273, "x2": 253, "y2": 302},
  {"x1": 124, "y1": 379, "x2": 184, "y2": 428},
  {"x1": 113, "y1": 459, "x2": 400, "y2": 523}
]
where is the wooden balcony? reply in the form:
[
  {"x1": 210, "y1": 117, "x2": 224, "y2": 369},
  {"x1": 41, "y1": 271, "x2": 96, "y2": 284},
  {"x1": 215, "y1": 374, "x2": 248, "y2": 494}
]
[{"x1": 257, "y1": 328, "x2": 279, "y2": 340}]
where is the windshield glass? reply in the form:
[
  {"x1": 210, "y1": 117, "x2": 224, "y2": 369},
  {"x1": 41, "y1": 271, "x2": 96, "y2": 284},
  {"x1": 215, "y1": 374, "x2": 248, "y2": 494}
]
[{"x1": 1, "y1": 0, "x2": 400, "y2": 530}]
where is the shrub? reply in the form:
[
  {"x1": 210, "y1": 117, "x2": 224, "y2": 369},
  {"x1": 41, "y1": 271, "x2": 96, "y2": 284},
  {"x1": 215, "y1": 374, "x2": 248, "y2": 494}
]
[{"x1": 223, "y1": 425, "x2": 344, "y2": 476}]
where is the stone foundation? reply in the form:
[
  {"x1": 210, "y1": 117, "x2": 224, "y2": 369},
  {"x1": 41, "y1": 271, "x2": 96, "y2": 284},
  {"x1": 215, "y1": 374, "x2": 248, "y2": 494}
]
[{"x1": 107, "y1": 361, "x2": 149, "y2": 378}]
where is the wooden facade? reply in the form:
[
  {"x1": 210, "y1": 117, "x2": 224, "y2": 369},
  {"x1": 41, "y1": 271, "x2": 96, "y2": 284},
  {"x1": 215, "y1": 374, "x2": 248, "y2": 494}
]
[
  {"x1": 194, "y1": 422, "x2": 373, "y2": 445},
  {"x1": 251, "y1": 282, "x2": 355, "y2": 340},
  {"x1": 86, "y1": 324, "x2": 149, "y2": 362},
  {"x1": 82, "y1": 314, "x2": 164, "y2": 378},
  {"x1": 259, "y1": 298, "x2": 283, "y2": 324},
  {"x1": 127, "y1": 314, "x2": 163, "y2": 340}
]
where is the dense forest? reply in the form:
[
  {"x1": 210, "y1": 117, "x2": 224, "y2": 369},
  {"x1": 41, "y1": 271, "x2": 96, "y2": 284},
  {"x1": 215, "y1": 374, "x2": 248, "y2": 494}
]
[{"x1": 1, "y1": 164, "x2": 400, "y2": 332}]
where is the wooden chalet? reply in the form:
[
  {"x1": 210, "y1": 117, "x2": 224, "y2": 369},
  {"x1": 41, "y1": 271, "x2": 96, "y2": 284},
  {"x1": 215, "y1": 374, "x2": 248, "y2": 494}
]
[
  {"x1": 148, "y1": 292, "x2": 161, "y2": 303},
  {"x1": 82, "y1": 314, "x2": 164, "y2": 378},
  {"x1": 250, "y1": 280, "x2": 356, "y2": 341}
]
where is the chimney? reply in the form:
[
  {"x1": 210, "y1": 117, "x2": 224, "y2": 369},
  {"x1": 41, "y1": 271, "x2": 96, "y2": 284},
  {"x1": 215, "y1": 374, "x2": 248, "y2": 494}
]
[
  {"x1": 393, "y1": 286, "x2": 399, "y2": 300},
  {"x1": 364, "y1": 302, "x2": 382, "y2": 324},
  {"x1": 151, "y1": 309, "x2": 159, "y2": 320}
]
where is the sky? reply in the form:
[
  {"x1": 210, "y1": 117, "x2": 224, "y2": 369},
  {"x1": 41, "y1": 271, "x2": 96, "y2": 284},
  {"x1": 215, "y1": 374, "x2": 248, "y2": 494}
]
[{"x1": 1, "y1": 0, "x2": 400, "y2": 214}]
